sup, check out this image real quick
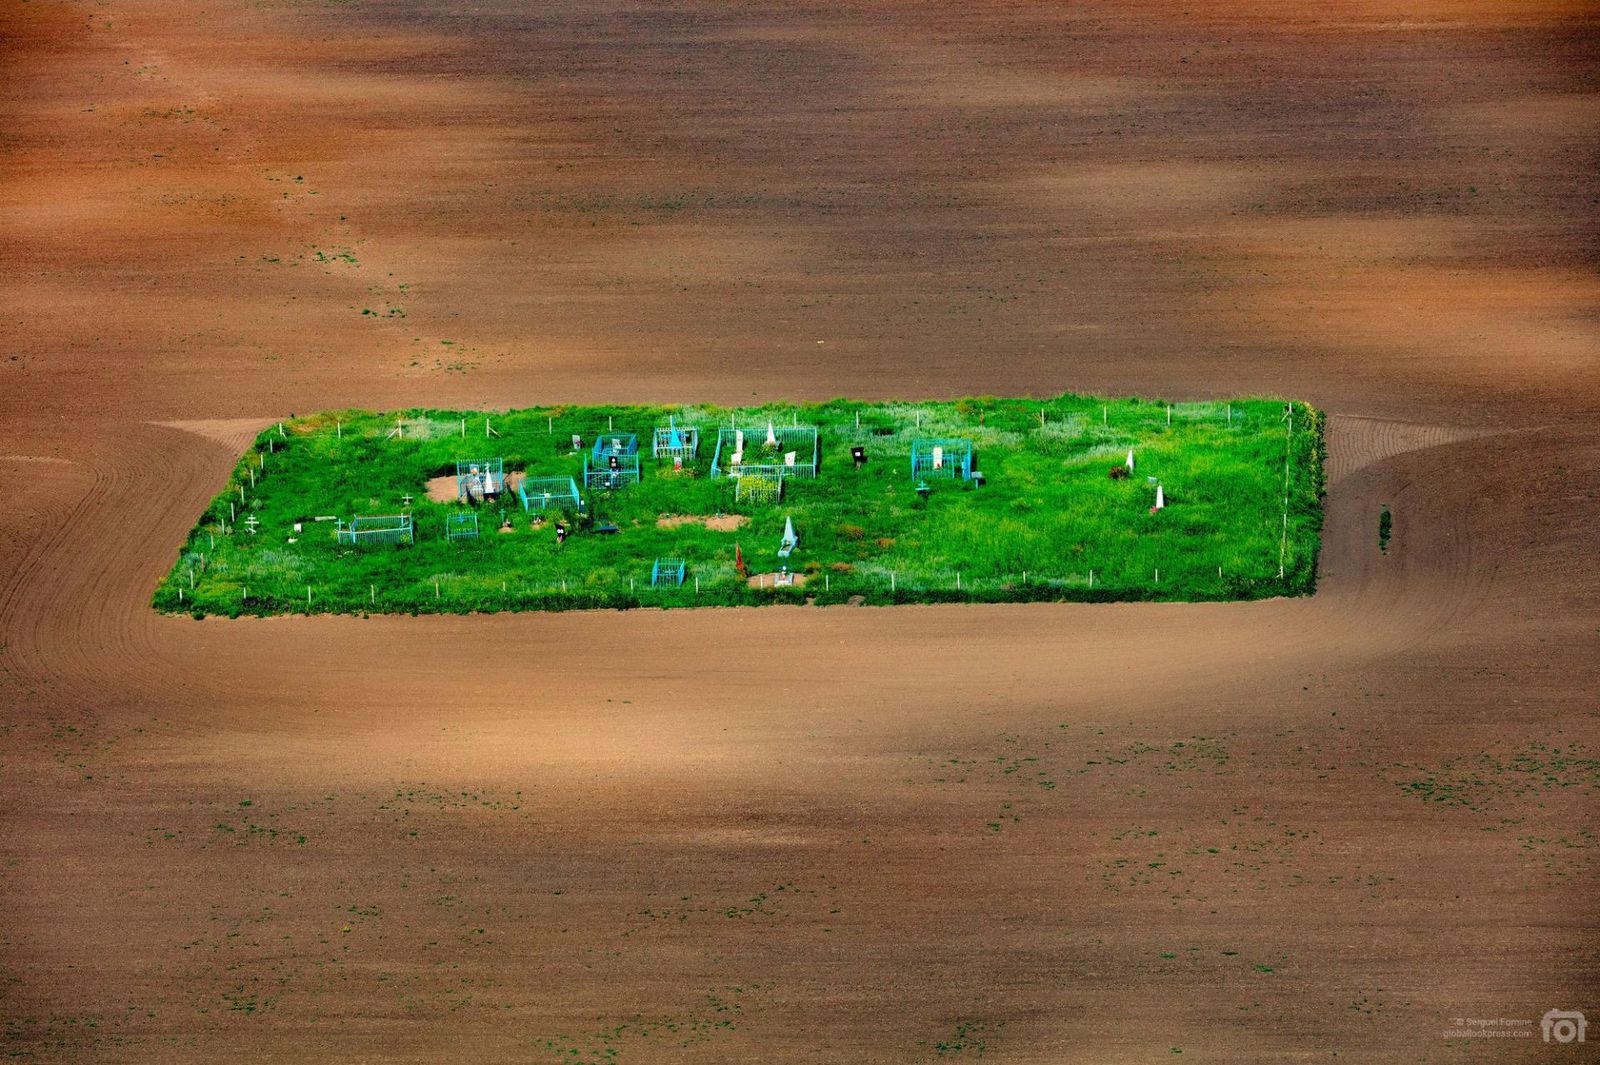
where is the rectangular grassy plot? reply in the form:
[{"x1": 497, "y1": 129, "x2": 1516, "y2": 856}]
[{"x1": 156, "y1": 396, "x2": 1323, "y2": 615}]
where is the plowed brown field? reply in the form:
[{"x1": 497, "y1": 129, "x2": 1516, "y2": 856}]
[{"x1": 1, "y1": 0, "x2": 1595, "y2": 1061}]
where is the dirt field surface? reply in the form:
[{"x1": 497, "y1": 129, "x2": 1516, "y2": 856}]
[{"x1": 2, "y1": 0, "x2": 1596, "y2": 1062}]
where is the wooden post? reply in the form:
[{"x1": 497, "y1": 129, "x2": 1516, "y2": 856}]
[
  {"x1": 1102, "y1": 406, "x2": 1107, "y2": 425},
  {"x1": 890, "y1": 571, "x2": 896, "y2": 592},
  {"x1": 259, "y1": 452, "x2": 265, "y2": 469},
  {"x1": 370, "y1": 584, "x2": 375, "y2": 605},
  {"x1": 608, "y1": 415, "x2": 613, "y2": 430},
  {"x1": 1167, "y1": 404, "x2": 1172, "y2": 426},
  {"x1": 248, "y1": 468, "x2": 255, "y2": 488},
  {"x1": 1039, "y1": 408, "x2": 1045, "y2": 427},
  {"x1": 434, "y1": 577, "x2": 440, "y2": 600},
  {"x1": 239, "y1": 484, "x2": 245, "y2": 502},
  {"x1": 188, "y1": 568, "x2": 195, "y2": 588},
  {"x1": 695, "y1": 576, "x2": 700, "y2": 594},
  {"x1": 460, "y1": 418, "x2": 465, "y2": 438},
  {"x1": 825, "y1": 573, "x2": 830, "y2": 592},
  {"x1": 306, "y1": 585, "x2": 312, "y2": 606},
  {"x1": 547, "y1": 415, "x2": 552, "y2": 433},
  {"x1": 230, "y1": 501, "x2": 235, "y2": 522},
  {"x1": 956, "y1": 571, "x2": 962, "y2": 590},
  {"x1": 337, "y1": 419, "x2": 341, "y2": 438},
  {"x1": 278, "y1": 422, "x2": 285, "y2": 437},
  {"x1": 1089, "y1": 570, "x2": 1094, "y2": 588},
  {"x1": 1155, "y1": 567, "x2": 1160, "y2": 583}
]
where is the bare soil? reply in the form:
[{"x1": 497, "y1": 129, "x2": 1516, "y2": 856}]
[
  {"x1": 424, "y1": 475, "x2": 458, "y2": 504},
  {"x1": 657, "y1": 513, "x2": 750, "y2": 532},
  {"x1": 1, "y1": 0, "x2": 1596, "y2": 1062}
]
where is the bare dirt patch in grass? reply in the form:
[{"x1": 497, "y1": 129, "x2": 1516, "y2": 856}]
[
  {"x1": 657, "y1": 513, "x2": 749, "y2": 532},
  {"x1": 425, "y1": 475, "x2": 457, "y2": 503}
]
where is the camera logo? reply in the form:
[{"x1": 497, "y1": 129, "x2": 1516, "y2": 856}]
[{"x1": 1542, "y1": 1009, "x2": 1587, "y2": 1044}]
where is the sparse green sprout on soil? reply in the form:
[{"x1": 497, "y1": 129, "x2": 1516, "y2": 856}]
[{"x1": 155, "y1": 394, "x2": 1324, "y2": 616}]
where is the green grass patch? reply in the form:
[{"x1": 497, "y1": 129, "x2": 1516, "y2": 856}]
[{"x1": 154, "y1": 393, "x2": 1324, "y2": 616}]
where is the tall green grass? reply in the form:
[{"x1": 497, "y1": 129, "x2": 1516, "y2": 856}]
[{"x1": 154, "y1": 394, "x2": 1324, "y2": 616}]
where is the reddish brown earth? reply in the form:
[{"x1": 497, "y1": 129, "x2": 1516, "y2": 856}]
[
  {"x1": 658, "y1": 514, "x2": 749, "y2": 531},
  {"x1": 1, "y1": 0, "x2": 1597, "y2": 1061}
]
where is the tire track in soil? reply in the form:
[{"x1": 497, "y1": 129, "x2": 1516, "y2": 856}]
[{"x1": 2, "y1": 410, "x2": 1520, "y2": 752}]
